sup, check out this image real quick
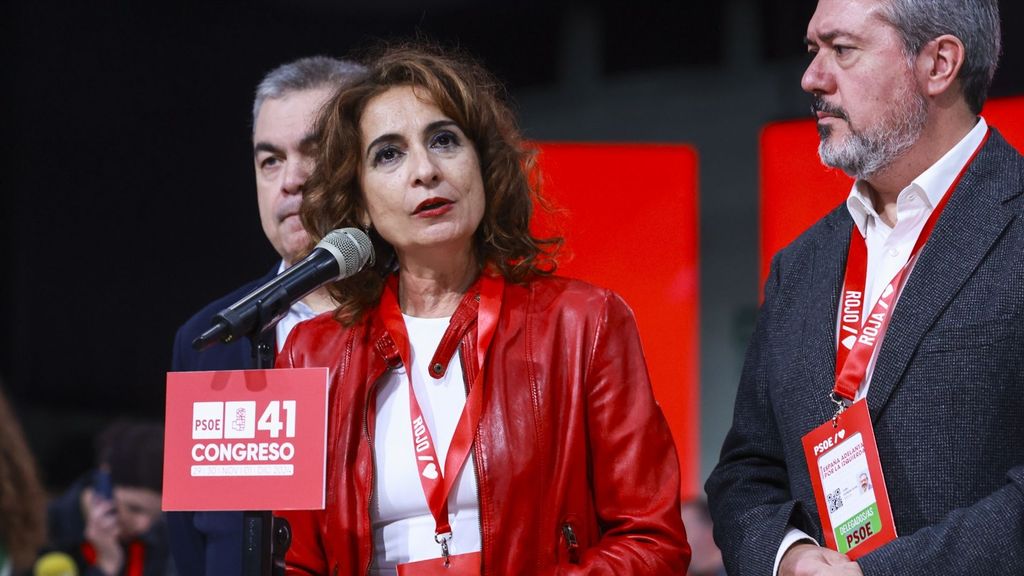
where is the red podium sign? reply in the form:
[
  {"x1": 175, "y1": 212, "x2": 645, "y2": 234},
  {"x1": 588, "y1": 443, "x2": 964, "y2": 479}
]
[{"x1": 162, "y1": 368, "x2": 329, "y2": 511}]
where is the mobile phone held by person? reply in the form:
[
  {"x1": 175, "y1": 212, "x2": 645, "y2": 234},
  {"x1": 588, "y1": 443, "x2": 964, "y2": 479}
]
[{"x1": 93, "y1": 469, "x2": 113, "y2": 501}]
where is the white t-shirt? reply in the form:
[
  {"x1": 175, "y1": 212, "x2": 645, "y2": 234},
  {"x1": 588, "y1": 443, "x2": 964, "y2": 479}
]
[{"x1": 370, "y1": 315, "x2": 482, "y2": 575}]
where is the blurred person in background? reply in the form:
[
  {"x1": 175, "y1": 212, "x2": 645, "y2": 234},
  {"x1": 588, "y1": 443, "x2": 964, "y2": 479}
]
[
  {"x1": 44, "y1": 421, "x2": 170, "y2": 576},
  {"x1": 0, "y1": 381, "x2": 47, "y2": 576},
  {"x1": 680, "y1": 498, "x2": 726, "y2": 576}
]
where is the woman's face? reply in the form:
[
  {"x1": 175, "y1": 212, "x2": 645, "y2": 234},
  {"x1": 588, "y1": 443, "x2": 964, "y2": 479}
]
[{"x1": 358, "y1": 85, "x2": 486, "y2": 265}]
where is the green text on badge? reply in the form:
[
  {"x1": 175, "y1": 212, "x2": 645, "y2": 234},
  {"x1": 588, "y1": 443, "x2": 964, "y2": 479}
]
[{"x1": 835, "y1": 503, "x2": 881, "y2": 554}]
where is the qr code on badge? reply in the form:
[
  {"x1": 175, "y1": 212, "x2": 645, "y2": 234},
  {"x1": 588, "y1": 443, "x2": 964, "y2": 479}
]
[{"x1": 826, "y1": 488, "x2": 843, "y2": 513}]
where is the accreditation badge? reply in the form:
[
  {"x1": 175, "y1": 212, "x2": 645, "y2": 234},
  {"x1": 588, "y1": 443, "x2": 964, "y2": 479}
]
[
  {"x1": 396, "y1": 552, "x2": 482, "y2": 576},
  {"x1": 801, "y1": 400, "x2": 896, "y2": 559}
]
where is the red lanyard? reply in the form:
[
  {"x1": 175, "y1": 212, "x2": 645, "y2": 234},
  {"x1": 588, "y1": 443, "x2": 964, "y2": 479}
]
[
  {"x1": 378, "y1": 272, "x2": 503, "y2": 558},
  {"x1": 126, "y1": 541, "x2": 145, "y2": 576},
  {"x1": 833, "y1": 130, "x2": 989, "y2": 402},
  {"x1": 80, "y1": 539, "x2": 145, "y2": 576}
]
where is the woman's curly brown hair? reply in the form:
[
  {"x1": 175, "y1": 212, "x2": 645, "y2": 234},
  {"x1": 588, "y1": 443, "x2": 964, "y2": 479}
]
[{"x1": 301, "y1": 41, "x2": 562, "y2": 325}]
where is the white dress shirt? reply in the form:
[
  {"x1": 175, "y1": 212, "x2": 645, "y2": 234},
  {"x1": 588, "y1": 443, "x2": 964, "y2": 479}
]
[{"x1": 273, "y1": 260, "x2": 317, "y2": 352}]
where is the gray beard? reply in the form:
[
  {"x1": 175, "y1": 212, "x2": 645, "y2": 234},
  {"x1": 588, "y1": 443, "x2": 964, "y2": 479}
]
[{"x1": 818, "y1": 89, "x2": 929, "y2": 180}]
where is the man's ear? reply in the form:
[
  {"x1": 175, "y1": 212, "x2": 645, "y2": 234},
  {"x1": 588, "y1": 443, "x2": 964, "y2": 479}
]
[{"x1": 917, "y1": 34, "x2": 966, "y2": 97}]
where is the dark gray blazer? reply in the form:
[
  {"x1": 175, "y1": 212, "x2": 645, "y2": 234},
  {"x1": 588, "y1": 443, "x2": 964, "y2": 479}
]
[{"x1": 706, "y1": 129, "x2": 1024, "y2": 576}]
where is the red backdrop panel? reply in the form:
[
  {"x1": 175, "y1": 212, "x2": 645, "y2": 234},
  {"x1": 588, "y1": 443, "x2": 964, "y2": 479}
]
[
  {"x1": 760, "y1": 95, "x2": 1024, "y2": 288},
  {"x1": 534, "y1": 143, "x2": 700, "y2": 499}
]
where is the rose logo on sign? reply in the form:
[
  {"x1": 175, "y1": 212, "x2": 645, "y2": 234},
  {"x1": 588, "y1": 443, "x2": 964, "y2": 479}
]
[{"x1": 232, "y1": 406, "x2": 247, "y2": 433}]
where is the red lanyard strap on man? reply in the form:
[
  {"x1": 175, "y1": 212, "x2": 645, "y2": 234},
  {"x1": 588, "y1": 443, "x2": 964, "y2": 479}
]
[{"x1": 832, "y1": 129, "x2": 990, "y2": 404}]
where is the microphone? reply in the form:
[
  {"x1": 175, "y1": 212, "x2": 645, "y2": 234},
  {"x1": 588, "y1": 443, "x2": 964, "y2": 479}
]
[
  {"x1": 33, "y1": 551, "x2": 79, "y2": 576},
  {"x1": 192, "y1": 228, "x2": 373, "y2": 350}
]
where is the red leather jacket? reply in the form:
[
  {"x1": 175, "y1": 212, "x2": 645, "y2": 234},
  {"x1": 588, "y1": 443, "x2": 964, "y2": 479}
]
[{"x1": 275, "y1": 276, "x2": 689, "y2": 575}]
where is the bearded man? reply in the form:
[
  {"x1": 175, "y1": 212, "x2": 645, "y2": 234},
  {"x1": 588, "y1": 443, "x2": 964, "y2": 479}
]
[{"x1": 706, "y1": 1, "x2": 1024, "y2": 575}]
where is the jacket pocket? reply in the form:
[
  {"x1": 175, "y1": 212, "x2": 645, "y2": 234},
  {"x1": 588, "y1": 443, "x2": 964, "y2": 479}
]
[
  {"x1": 558, "y1": 517, "x2": 581, "y2": 565},
  {"x1": 921, "y1": 317, "x2": 1014, "y2": 353}
]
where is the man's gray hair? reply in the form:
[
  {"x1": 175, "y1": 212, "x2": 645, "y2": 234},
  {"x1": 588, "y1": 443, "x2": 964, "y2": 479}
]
[
  {"x1": 252, "y1": 56, "x2": 367, "y2": 125},
  {"x1": 879, "y1": 0, "x2": 1001, "y2": 114}
]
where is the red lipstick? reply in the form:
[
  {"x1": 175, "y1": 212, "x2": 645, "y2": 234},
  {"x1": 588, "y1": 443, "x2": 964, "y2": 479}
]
[{"x1": 413, "y1": 197, "x2": 454, "y2": 216}]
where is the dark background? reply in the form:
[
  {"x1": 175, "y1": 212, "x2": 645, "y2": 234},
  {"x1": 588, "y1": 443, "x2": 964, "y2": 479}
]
[{"x1": 5, "y1": 0, "x2": 1023, "y2": 490}]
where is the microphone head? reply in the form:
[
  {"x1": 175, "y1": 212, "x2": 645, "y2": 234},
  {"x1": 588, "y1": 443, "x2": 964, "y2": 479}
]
[
  {"x1": 34, "y1": 551, "x2": 79, "y2": 576},
  {"x1": 316, "y1": 228, "x2": 374, "y2": 278}
]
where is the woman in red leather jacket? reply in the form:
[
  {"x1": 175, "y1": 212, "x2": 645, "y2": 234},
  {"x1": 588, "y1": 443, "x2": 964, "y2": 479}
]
[{"x1": 275, "y1": 43, "x2": 690, "y2": 575}]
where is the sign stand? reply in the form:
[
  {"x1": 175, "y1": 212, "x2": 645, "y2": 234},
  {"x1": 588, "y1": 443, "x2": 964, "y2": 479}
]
[
  {"x1": 241, "y1": 335, "x2": 290, "y2": 576},
  {"x1": 243, "y1": 510, "x2": 291, "y2": 576}
]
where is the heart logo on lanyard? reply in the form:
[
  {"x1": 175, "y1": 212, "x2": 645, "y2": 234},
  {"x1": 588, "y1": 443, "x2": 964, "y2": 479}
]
[
  {"x1": 422, "y1": 462, "x2": 440, "y2": 480},
  {"x1": 841, "y1": 335, "x2": 857, "y2": 350}
]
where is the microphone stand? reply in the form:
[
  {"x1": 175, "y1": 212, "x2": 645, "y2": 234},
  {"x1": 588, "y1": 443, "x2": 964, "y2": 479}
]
[{"x1": 238, "y1": 304, "x2": 290, "y2": 576}]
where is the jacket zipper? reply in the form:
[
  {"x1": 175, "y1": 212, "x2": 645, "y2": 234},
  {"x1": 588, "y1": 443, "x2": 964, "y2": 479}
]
[
  {"x1": 362, "y1": 366, "x2": 387, "y2": 576},
  {"x1": 459, "y1": 346, "x2": 486, "y2": 573}
]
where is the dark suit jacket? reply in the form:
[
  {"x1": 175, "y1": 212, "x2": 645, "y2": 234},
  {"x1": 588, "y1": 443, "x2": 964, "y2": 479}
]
[
  {"x1": 706, "y1": 129, "x2": 1024, "y2": 575},
  {"x1": 167, "y1": 266, "x2": 278, "y2": 576}
]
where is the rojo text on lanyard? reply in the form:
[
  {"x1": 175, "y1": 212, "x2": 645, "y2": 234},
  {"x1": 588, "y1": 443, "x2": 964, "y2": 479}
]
[
  {"x1": 801, "y1": 129, "x2": 989, "y2": 560},
  {"x1": 378, "y1": 272, "x2": 503, "y2": 575}
]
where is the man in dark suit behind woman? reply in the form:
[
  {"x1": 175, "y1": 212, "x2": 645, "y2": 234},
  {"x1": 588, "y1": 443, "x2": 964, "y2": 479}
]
[
  {"x1": 707, "y1": 1, "x2": 1024, "y2": 575},
  {"x1": 167, "y1": 55, "x2": 364, "y2": 576}
]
